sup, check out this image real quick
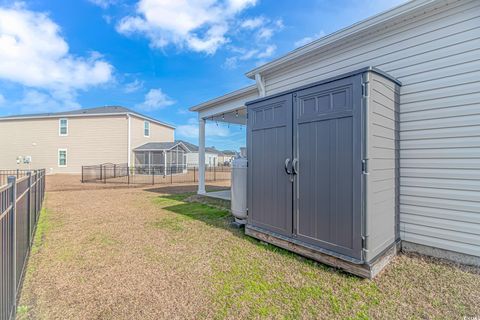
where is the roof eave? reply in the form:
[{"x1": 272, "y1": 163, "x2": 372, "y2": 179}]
[
  {"x1": 0, "y1": 111, "x2": 176, "y2": 129},
  {"x1": 127, "y1": 113, "x2": 175, "y2": 129},
  {"x1": 189, "y1": 85, "x2": 258, "y2": 112},
  {"x1": 245, "y1": 0, "x2": 446, "y2": 79}
]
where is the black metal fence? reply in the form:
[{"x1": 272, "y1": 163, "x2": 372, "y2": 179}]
[
  {"x1": 81, "y1": 163, "x2": 231, "y2": 185},
  {"x1": 0, "y1": 170, "x2": 34, "y2": 188},
  {"x1": 0, "y1": 169, "x2": 46, "y2": 320}
]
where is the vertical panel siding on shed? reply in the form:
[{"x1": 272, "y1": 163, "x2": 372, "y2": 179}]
[
  {"x1": 365, "y1": 72, "x2": 400, "y2": 261},
  {"x1": 262, "y1": 0, "x2": 480, "y2": 257}
]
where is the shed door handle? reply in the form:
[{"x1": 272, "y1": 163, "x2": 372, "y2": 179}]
[
  {"x1": 284, "y1": 158, "x2": 292, "y2": 175},
  {"x1": 292, "y1": 158, "x2": 298, "y2": 175}
]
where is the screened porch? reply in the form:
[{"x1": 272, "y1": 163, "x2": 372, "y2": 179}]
[{"x1": 133, "y1": 142, "x2": 188, "y2": 175}]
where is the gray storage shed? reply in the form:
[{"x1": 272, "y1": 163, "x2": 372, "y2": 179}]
[{"x1": 245, "y1": 67, "x2": 400, "y2": 278}]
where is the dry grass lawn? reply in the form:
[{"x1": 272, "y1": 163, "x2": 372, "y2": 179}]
[{"x1": 17, "y1": 175, "x2": 480, "y2": 319}]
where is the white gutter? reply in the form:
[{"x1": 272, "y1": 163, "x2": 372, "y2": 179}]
[{"x1": 255, "y1": 74, "x2": 266, "y2": 97}]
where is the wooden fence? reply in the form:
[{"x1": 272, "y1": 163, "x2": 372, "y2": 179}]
[{"x1": 0, "y1": 170, "x2": 46, "y2": 320}]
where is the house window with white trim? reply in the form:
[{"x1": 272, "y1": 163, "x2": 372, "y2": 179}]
[
  {"x1": 59, "y1": 118, "x2": 68, "y2": 136},
  {"x1": 58, "y1": 149, "x2": 67, "y2": 167},
  {"x1": 144, "y1": 121, "x2": 150, "y2": 137}
]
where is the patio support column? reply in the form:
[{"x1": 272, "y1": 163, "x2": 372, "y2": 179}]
[{"x1": 198, "y1": 117, "x2": 206, "y2": 194}]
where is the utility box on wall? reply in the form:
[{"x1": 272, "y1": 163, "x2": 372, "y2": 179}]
[{"x1": 245, "y1": 67, "x2": 400, "y2": 278}]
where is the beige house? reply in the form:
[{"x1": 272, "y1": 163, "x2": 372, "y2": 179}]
[{"x1": 0, "y1": 106, "x2": 174, "y2": 173}]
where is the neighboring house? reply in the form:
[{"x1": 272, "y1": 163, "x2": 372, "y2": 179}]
[
  {"x1": 218, "y1": 150, "x2": 236, "y2": 166},
  {"x1": 189, "y1": 0, "x2": 480, "y2": 273},
  {"x1": 176, "y1": 140, "x2": 221, "y2": 167},
  {"x1": 0, "y1": 106, "x2": 175, "y2": 173}
]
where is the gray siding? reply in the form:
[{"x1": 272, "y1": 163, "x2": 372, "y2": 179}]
[
  {"x1": 366, "y1": 72, "x2": 400, "y2": 260},
  {"x1": 262, "y1": 0, "x2": 480, "y2": 257}
]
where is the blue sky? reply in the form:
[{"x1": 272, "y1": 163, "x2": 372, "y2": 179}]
[{"x1": 0, "y1": 0, "x2": 405, "y2": 150}]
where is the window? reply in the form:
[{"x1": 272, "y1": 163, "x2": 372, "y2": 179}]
[
  {"x1": 59, "y1": 118, "x2": 68, "y2": 136},
  {"x1": 58, "y1": 149, "x2": 67, "y2": 167},
  {"x1": 144, "y1": 121, "x2": 150, "y2": 137}
]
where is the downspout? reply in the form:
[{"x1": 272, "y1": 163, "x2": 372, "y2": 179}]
[
  {"x1": 362, "y1": 72, "x2": 371, "y2": 262},
  {"x1": 255, "y1": 73, "x2": 266, "y2": 97},
  {"x1": 127, "y1": 114, "x2": 132, "y2": 167}
]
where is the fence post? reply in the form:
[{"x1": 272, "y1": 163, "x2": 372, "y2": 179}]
[
  {"x1": 8, "y1": 175, "x2": 17, "y2": 315},
  {"x1": 16, "y1": 169, "x2": 19, "y2": 178},
  {"x1": 214, "y1": 165, "x2": 216, "y2": 181},
  {"x1": 103, "y1": 166, "x2": 106, "y2": 184},
  {"x1": 152, "y1": 168, "x2": 155, "y2": 185},
  {"x1": 170, "y1": 165, "x2": 173, "y2": 184},
  {"x1": 34, "y1": 170, "x2": 38, "y2": 223},
  {"x1": 193, "y1": 166, "x2": 196, "y2": 182},
  {"x1": 127, "y1": 166, "x2": 130, "y2": 185},
  {"x1": 114, "y1": 164, "x2": 117, "y2": 178},
  {"x1": 27, "y1": 171, "x2": 32, "y2": 244},
  {"x1": 81, "y1": 166, "x2": 84, "y2": 183}
]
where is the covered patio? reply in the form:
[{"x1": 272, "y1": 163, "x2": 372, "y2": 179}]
[{"x1": 189, "y1": 85, "x2": 259, "y2": 198}]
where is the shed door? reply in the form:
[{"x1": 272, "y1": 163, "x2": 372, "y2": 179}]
[
  {"x1": 248, "y1": 94, "x2": 293, "y2": 237},
  {"x1": 293, "y1": 76, "x2": 363, "y2": 260}
]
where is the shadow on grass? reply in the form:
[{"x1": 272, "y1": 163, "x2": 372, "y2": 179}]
[
  {"x1": 153, "y1": 194, "x2": 354, "y2": 277},
  {"x1": 144, "y1": 184, "x2": 229, "y2": 195}
]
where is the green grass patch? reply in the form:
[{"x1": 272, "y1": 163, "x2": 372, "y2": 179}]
[
  {"x1": 31, "y1": 208, "x2": 51, "y2": 255},
  {"x1": 151, "y1": 194, "x2": 230, "y2": 231},
  {"x1": 16, "y1": 305, "x2": 29, "y2": 320}
]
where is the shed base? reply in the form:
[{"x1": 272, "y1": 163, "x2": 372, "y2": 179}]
[{"x1": 245, "y1": 226, "x2": 399, "y2": 279}]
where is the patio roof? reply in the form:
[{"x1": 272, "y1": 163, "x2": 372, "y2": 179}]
[{"x1": 188, "y1": 85, "x2": 258, "y2": 125}]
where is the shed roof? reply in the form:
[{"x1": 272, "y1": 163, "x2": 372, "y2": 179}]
[{"x1": 0, "y1": 105, "x2": 175, "y2": 128}]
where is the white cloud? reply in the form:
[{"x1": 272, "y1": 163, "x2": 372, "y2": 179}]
[
  {"x1": 224, "y1": 16, "x2": 281, "y2": 69},
  {"x1": 0, "y1": 93, "x2": 5, "y2": 106},
  {"x1": 16, "y1": 90, "x2": 80, "y2": 114},
  {"x1": 240, "y1": 17, "x2": 265, "y2": 29},
  {"x1": 135, "y1": 88, "x2": 175, "y2": 111},
  {"x1": 0, "y1": 4, "x2": 114, "y2": 112},
  {"x1": 88, "y1": 0, "x2": 118, "y2": 9},
  {"x1": 223, "y1": 44, "x2": 276, "y2": 69},
  {"x1": 124, "y1": 79, "x2": 143, "y2": 93},
  {"x1": 257, "y1": 45, "x2": 276, "y2": 58},
  {"x1": 116, "y1": 0, "x2": 257, "y2": 54},
  {"x1": 294, "y1": 31, "x2": 326, "y2": 48},
  {"x1": 177, "y1": 118, "x2": 230, "y2": 139},
  {"x1": 257, "y1": 27, "x2": 273, "y2": 40}
]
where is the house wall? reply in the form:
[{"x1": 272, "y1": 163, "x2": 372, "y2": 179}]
[
  {"x1": 261, "y1": 0, "x2": 480, "y2": 258},
  {"x1": 0, "y1": 115, "x2": 128, "y2": 173},
  {"x1": 130, "y1": 115, "x2": 175, "y2": 166},
  {"x1": 186, "y1": 152, "x2": 218, "y2": 167}
]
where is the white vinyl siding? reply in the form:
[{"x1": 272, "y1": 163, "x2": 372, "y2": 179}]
[
  {"x1": 262, "y1": 0, "x2": 480, "y2": 257},
  {"x1": 59, "y1": 118, "x2": 68, "y2": 136},
  {"x1": 58, "y1": 149, "x2": 67, "y2": 167},
  {"x1": 144, "y1": 121, "x2": 150, "y2": 137}
]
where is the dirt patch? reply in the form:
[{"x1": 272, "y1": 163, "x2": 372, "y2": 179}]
[{"x1": 18, "y1": 179, "x2": 480, "y2": 319}]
